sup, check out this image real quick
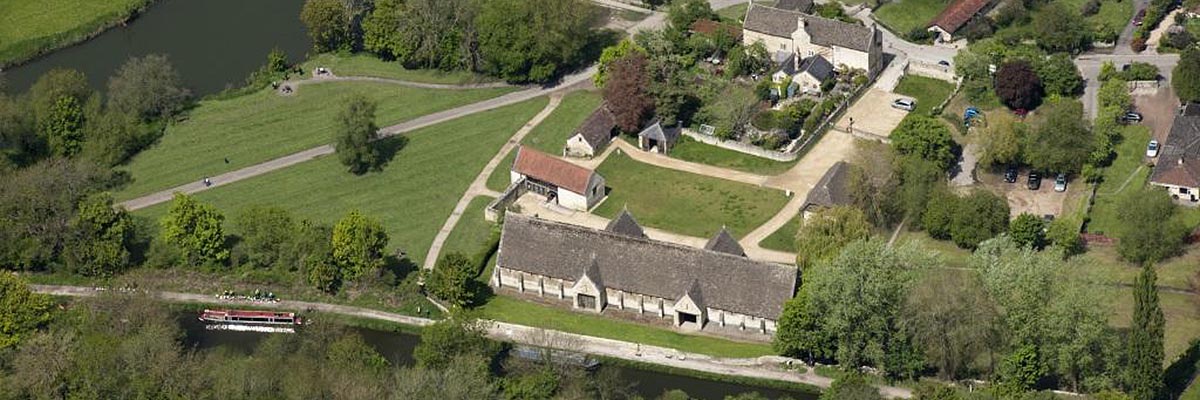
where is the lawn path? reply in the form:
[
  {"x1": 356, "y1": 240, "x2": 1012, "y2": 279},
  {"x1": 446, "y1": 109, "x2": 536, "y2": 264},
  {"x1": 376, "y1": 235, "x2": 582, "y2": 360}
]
[
  {"x1": 31, "y1": 284, "x2": 913, "y2": 398},
  {"x1": 1098, "y1": 165, "x2": 1145, "y2": 196},
  {"x1": 421, "y1": 95, "x2": 565, "y2": 270},
  {"x1": 118, "y1": 69, "x2": 596, "y2": 211}
]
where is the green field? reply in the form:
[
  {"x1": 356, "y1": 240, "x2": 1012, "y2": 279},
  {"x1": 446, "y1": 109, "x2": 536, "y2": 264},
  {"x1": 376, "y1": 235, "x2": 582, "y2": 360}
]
[
  {"x1": 593, "y1": 152, "x2": 790, "y2": 238},
  {"x1": 760, "y1": 214, "x2": 800, "y2": 252},
  {"x1": 1062, "y1": 0, "x2": 1134, "y2": 37},
  {"x1": 117, "y1": 82, "x2": 515, "y2": 200},
  {"x1": 487, "y1": 150, "x2": 519, "y2": 192},
  {"x1": 715, "y1": 0, "x2": 774, "y2": 24},
  {"x1": 299, "y1": 53, "x2": 497, "y2": 85},
  {"x1": 134, "y1": 97, "x2": 550, "y2": 265},
  {"x1": 441, "y1": 196, "x2": 498, "y2": 258},
  {"x1": 1087, "y1": 125, "x2": 1152, "y2": 236},
  {"x1": 522, "y1": 91, "x2": 603, "y2": 154},
  {"x1": 874, "y1": 0, "x2": 948, "y2": 37},
  {"x1": 893, "y1": 75, "x2": 955, "y2": 115},
  {"x1": 0, "y1": 0, "x2": 149, "y2": 66},
  {"x1": 669, "y1": 136, "x2": 798, "y2": 175}
]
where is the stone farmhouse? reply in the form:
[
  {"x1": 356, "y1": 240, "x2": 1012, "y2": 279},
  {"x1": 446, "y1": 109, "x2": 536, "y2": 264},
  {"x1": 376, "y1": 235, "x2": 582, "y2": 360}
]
[
  {"x1": 927, "y1": 0, "x2": 994, "y2": 43},
  {"x1": 511, "y1": 146, "x2": 606, "y2": 211},
  {"x1": 802, "y1": 161, "x2": 852, "y2": 218},
  {"x1": 742, "y1": 3, "x2": 884, "y2": 80},
  {"x1": 493, "y1": 212, "x2": 798, "y2": 336},
  {"x1": 564, "y1": 105, "x2": 616, "y2": 158},
  {"x1": 1150, "y1": 104, "x2": 1200, "y2": 203}
]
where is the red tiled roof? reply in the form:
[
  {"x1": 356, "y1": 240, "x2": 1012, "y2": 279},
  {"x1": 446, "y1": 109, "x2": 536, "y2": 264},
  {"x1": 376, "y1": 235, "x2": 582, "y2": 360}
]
[
  {"x1": 512, "y1": 146, "x2": 596, "y2": 194},
  {"x1": 690, "y1": 19, "x2": 743, "y2": 39},
  {"x1": 928, "y1": 0, "x2": 991, "y2": 34},
  {"x1": 1152, "y1": 158, "x2": 1200, "y2": 188}
]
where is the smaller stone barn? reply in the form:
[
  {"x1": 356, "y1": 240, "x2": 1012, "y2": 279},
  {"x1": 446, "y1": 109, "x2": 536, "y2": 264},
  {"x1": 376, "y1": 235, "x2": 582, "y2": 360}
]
[
  {"x1": 564, "y1": 106, "x2": 616, "y2": 158},
  {"x1": 511, "y1": 146, "x2": 606, "y2": 211},
  {"x1": 494, "y1": 213, "x2": 798, "y2": 336},
  {"x1": 637, "y1": 120, "x2": 682, "y2": 154},
  {"x1": 927, "y1": 0, "x2": 993, "y2": 43},
  {"x1": 802, "y1": 161, "x2": 852, "y2": 218}
]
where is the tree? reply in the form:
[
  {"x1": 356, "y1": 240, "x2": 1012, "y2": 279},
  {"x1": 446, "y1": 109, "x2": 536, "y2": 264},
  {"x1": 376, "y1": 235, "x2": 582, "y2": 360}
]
[
  {"x1": 232, "y1": 206, "x2": 297, "y2": 269},
  {"x1": 307, "y1": 252, "x2": 341, "y2": 294},
  {"x1": 161, "y1": 193, "x2": 228, "y2": 266},
  {"x1": 0, "y1": 158, "x2": 116, "y2": 271},
  {"x1": 901, "y1": 271, "x2": 998, "y2": 380},
  {"x1": 1024, "y1": 99, "x2": 1092, "y2": 174},
  {"x1": 413, "y1": 316, "x2": 500, "y2": 369},
  {"x1": 603, "y1": 52, "x2": 655, "y2": 133},
  {"x1": 774, "y1": 285, "x2": 836, "y2": 362},
  {"x1": 1127, "y1": 264, "x2": 1164, "y2": 400},
  {"x1": 1173, "y1": 47, "x2": 1200, "y2": 103},
  {"x1": 890, "y1": 116, "x2": 956, "y2": 171},
  {"x1": 667, "y1": 0, "x2": 714, "y2": 32},
  {"x1": 995, "y1": 61, "x2": 1042, "y2": 111},
  {"x1": 41, "y1": 96, "x2": 86, "y2": 157},
  {"x1": 331, "y1": 210, "x2": 388, "y2": 281},
  {"x1": 361, "y1": 0, "x2": 404, "y2": 59},
  {"x1": 107, "y1": 54, "x2": 191, "y2": 120},
  {"x1": 388, "y1": 0, "x2": 480, "y2": 71},
  {"x1": 300, "y1": 0, "x2": 352, "y2": 52},
  {"x1": 1046, "y1": 216, "x2": 1083, "y2": 256},
  {"x1": 476, "y1": 0, "x2": 593, "y2": 83},
  {"x1": 820, "y1": 373, "x2": 882, "y2": 400},
  {"x1": 0, "y1": 93, "x2": 38, "y2": 167},
  {"x1": 29, "y1": 68, "x2": 92, "y2": 125},
  {"x1": 794, "y1": 206, "x2": 872, "y2": 270},
  {"x1": 898, "y1": 157, "x2": 943, "y2": 225},
  {"x1": 334, "y1": 95, "x2": 381, "y2": 174},
  {"x1": 922, "y1": 188, "x2": 957, "y2": 240},
  {"x1": 426, "y1": 252, "x2": 479, "y2": 308},
  {"x1": 1008, "y1": 213, "x2": 1046, "y2": 250},
  {"x1": 595, "y1": 39, "x2": 647, "y2": 87},
  {"x1": 725, "y1": 43, "x2": 770, "y2": 78},
  {"x1": 1115, "y1": 188, "x2": 1187, "y2": 264},
  {"x1": 848, "y1": 141, "x2": 901, "y2": 227},
  {"x1": 1036, "y1": 53, "x2": 1083, "y2": 97},
  {"x1": 64, "y1": 193, "x2": 135, "y2": 277},
  {"x1": 950, "y1": 190, "x2": 1010, "y2": 249},
  {"x1": 978, "y1": 116, "x2": 1026, "y2": 167},
  {"x1": 0, "y1": 274, "x2": 53, "y2": 349},
  {"x1": 1032, "y1": 3, "x2": 1090, "y2": 53}
]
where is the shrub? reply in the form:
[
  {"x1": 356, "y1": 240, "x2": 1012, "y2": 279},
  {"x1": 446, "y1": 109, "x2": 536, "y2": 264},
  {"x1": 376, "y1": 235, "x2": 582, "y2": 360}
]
[
  {"x1": 751, "y1": 110, "x2": 789, "y2": 130},
  {"x1": 1080, "y1": 0, "x2": 1100, "y2": 16},
  {"x1": 1123, "y1": 62, "x2": 1161, "y2": 80},
  {"x1": 907, "y1": 27, "x2": 933, "y2": 42},
  {"x1": 1132, "y1": 37, "x2": 1148, "y2": 53}
]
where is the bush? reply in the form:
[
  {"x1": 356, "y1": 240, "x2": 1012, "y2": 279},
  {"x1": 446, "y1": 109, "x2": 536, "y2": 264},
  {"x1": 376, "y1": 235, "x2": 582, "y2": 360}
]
[
  {"x1": 1166, "y1": 29, "x2": 1195, "y2": 50},
  {"x1": 1080, "y1": 0, "x2": 1100, "y2": 16},
  {"x1": 907, "y1": 27, "x2": 933, "y2": 42},
  {"x1": 993, "y1": 0, "x2": 1029, "y2": 27},
  {"x1": 751, "y1": 110, "x2": 790, "y2": 131},
  {"x1": 1122, "y1": 62, "x2": 1161, "y2": 81},
  {"x1": 1132, "y1": 37, "x2": 1148, "y2": 53},
  {"x1": 962, "y1": 18, "x2": 995, "y2": 41}
]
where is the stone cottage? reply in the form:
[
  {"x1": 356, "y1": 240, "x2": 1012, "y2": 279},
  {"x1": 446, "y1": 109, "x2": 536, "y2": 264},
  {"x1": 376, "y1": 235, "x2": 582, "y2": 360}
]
[
  {"x1": 511, "y1": 146, "x2": 606, "y2": 211},
  {"x1": 802, "y1": 161, "x2": 852, "y2": 218},
  {"x1": 493, "y1": 213, "x2": 798, "y2": 335},
  {"x1": 742, "y1": 4, "x2": 883, "y2": 79},
  {"x1": 564, "y1": 105, "x2": 616, "y2": 158}
]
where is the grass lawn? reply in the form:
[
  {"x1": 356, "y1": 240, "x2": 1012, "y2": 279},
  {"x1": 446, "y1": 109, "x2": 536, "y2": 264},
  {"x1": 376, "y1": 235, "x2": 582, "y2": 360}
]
[
  {"x1": 521, "y1": 91, "x2": 603, "y2": 154},
  {"x1": 896, "y1": 230, "x2": 972, "y2": 268},
  {"x1": 1074, "y1": 245, "x2": 1200, "y2": 290},
  {"x1": 1061, "y1": 0, "x2": 1134, "y2": 36},
  {"x1": 874, "y1": 0, "x2": 948, "y2": 37},
  {"x1": 133, "y1": 97, "x2": 550, "y2": 266},
  {"x1": 476, "y1": 295, "x2": 775, "y2": 358},
  {"x1": 760, "y1": 214, "x2": 800, "y2": 253},
  {"x1": 441, "y1": 196, "x2": 499, "y2": 258},
  {"x1": 893, "y1": 75, "x2": 955, "y2": 116},
  {"x1": 1087, "y1": 125, "x2": 1152, "y2": 236},
  {"x1": 0, "y1": 0, "x2": 149, "y2": 66},
  {"x1": 1100, "y1": 285, "x2": 1200, "y2": 363},
  {"x1": 299, "y1": 53, "x2": 497, "y2": 85},
  {"x1": 716, "y1": 0, "x2": 774, "y2": 24},
  {"x1": 117, "y1": 81, "x2": 515, "y2": 200},
  {"x1": 487, "y1": 150, "x2": 519, "y2": 192},
  {"x1": 669, "y1": 136, "x2": 798, "y2": 175},
  {"x1": 593, "y1": 151, "x2": 790, "y2": 239}
]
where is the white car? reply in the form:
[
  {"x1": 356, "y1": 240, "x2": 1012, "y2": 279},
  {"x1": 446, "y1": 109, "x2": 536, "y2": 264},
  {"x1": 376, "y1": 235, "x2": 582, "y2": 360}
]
[
  {"x1": 891, "y1": 98, "x2": 915, "y2": 112},
  {"x1": 1147, "y1": 140, "x2": 1159, "y2": 158}
]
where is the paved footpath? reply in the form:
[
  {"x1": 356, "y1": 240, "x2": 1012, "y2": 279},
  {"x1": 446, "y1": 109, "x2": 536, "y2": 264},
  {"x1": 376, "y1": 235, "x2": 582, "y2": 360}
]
[
  {"x1": 31, "y1": 284, "x2": 912, "y2": 399},
  {"x1": 422, "y1": 95, "x2": 565, "y2": 270}
]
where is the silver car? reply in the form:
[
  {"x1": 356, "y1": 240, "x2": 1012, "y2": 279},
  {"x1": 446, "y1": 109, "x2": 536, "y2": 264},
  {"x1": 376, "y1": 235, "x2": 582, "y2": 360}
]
[{"x1": 891, "y1": 98, "x2": 915, "y2": 112}]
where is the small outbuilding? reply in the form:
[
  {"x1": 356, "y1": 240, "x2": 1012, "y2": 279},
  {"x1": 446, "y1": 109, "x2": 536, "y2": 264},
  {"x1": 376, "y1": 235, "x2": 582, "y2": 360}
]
[
  {"x1": 792, "y1": 55, "x2": 835, "y2": 95},
  {"x1": 637, "y1": 120, "x2": 682, "y2": 154},
  {"x1": 511, "y1": 146, "x2": 606, "y2": 211},
  {"x1": 927, "y1": 0, "x2": 993, "y2": 43},
  {"x1": 565, "y1": 106, "x2": 617, "y2": 158},
  {"x1": 801, "y1": 161, "x2": 853, "y2": 218}
]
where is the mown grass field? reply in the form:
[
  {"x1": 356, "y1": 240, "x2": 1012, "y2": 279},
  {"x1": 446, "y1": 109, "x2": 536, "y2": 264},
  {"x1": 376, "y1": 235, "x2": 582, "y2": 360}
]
[
  {"x1": 1087, "y1": 125, "x2": 1152, "y2": 236},
  {"x1": 874, "y1": 0, "x2": 948, "y2": 37},
  {"x1": 487, "y1": 150, "x2": 519, "y2": 192},
  {"x1": 669, "y1": 136, "x2": 798, "y2": 175},
  {"x1": 760, "y1": 214, "x2": 800, "y2": 253},
  {"x1": 134, "y1": 97, "x2": 550, "y2": 266},
  {"x1": 299, "y1": 53, "x2": 497, "y2": 85},
  {"x1": 440, "y1": 196, "x2": 498, "y2": 258},
  {"x1": 593, "y1": 151, "x2": 790, "y2": 238},
  {"x1": 117, "y1": 82, "x2": 515, "y2": 200},
  {"x1": 893, "y1": 75, "x2": 955, "y2": 116},
  {"x1": 0, "y1": 0, "x2": 149, "y2": 66},
  {"x1": 521, "y1": 91, "x2": 603, "y2": 155}
]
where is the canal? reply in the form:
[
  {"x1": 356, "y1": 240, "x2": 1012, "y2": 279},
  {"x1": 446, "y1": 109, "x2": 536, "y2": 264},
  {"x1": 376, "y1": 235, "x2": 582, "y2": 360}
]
[
  {"x1": 180, "y1": 316, "x2": 819, "y2": 400},
  {"x1": 1, "y1": 0, "x2": 311, "y2": 96}
]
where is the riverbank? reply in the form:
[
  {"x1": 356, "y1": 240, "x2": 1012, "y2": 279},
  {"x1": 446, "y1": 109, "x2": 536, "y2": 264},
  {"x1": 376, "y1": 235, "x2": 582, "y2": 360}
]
[{"x1": 0, "y1": 0, "x2": 153, "y2": 68}]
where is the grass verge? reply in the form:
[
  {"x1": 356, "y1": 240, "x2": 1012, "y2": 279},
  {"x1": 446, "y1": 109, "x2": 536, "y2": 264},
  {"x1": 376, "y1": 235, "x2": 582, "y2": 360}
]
[
  {"x1": 593, "y1": 151, "x2": 790, "y2": 238},
  {"x1": 760, "y1": 214, "x2": 800, "y2": 253},
  {"x1": 874, "y1": 0, "x2": 948, "y2": 37},
  {"x1": 522, "y1": 91, "x2": 603, "y2": 154},
  {"x1": 599, "y1": 356, "x2": 819, "y2": 394},
  {"x1": 1088, "y1": 125, "x2": 1151, "y2": 235},
  {"x1": 0, "y1": 0, "x2": 150, "y2": 66},
  {"x1": 893, "y1": 75, "x2": 955, "y2": 116},
  {"x1": 299, "y1": 53, "x2": 498, "y2": 85},
  {"x1": 669, "y1": 136, "x2": 798, "y2": 175},
  {"x1": 441, "y1": 196, "x2": 499, "y2": 258}
]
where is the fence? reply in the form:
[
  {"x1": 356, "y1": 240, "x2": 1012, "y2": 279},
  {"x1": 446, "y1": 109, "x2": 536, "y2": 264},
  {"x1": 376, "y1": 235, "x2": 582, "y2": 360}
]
[
  {"x1": 680, "y1": 129, "x2": 799, "y2": 162},
  {"x1": 1127, "y1": 80, "x2": 1161, "y2": 90},
  {"x1": 904, "y1": 60, "x2": 957, "y2": 83}
]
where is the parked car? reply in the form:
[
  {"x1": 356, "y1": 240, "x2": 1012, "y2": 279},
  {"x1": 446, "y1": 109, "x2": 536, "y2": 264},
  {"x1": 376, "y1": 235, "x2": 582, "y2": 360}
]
[
  {"x1": 1054, "y1": 173, "x2": 1067, "y2": 192},
  {"x1": 1134, "y1": 9, "x2": 1146, "y2": 26},
  {"x1": 1147, "y1": 139, "x2": 1160, "y2": 157},
  {"x1": 1004, "y1": 165, "x2": 1018, "y2": 183},
  {"x1": 891, "y1": 98, "x2": 915, "y2": 111},
  {"x1": 1027, "y1": 171, "x2": 1041, "y2": 190},
  {"x1": 938, "y1": 60, "x2": 951, "y2": 67},
  {"x1": 1121, "y1": 111, "x2": 1143, "y2": 123}
]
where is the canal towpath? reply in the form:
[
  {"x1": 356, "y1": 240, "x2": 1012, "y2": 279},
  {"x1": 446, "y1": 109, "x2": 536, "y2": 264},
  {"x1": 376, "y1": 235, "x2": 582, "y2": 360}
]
[{"x1": 32, "y1": 284, "x2": 913, "y2": 399}]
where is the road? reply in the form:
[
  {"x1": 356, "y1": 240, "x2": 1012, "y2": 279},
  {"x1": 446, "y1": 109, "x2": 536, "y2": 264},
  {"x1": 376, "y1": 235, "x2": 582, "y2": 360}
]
[
  {"x1": 1112, "y1": 0, "x2": 1149, "y2": 55},
  {"x1": 850, "y1": 7, "x2": 958, "y2": 67},
  {"x1": 32, "y1": 284, "x2": 913, "y2": 399},
  {"x1": 1075, "y1": 53, "x2": 1179, "y2": 119}
]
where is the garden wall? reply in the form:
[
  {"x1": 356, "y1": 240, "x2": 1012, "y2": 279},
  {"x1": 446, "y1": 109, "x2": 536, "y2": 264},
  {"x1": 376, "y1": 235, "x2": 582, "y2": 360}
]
[
  {"x1": 904, "y1": 60, "x2": 956, "y2": 83},
  {"x1": 681, "y1": 129, "x2": 800, "y2": 162}
]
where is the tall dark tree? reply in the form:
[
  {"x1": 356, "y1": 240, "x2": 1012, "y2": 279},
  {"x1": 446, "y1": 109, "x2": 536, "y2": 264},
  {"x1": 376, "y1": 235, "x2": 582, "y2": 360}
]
[
  {"x1": 1032, "y1": 3, "x2": 1090, "y2": 53},
  {"x1": 1174, "y1": 47, "x2": 1200, "y2": 103},
  {"x1": 602, "y1": 52, "x2": 655, "y2": 133},
  {"x1": 232, "y1": 206, "x2": 297, "y2": 269},
  {"x1": 64, "y1": 193, "x2": 135, "y2": 277},
  {"x1": 950, "y1": 190, "x2": 1009, "y2": 249},
  {"x1": 667, "y1": 0, "x2": 715, "y2": 32},
  {"x1": 0, "y1": 94, "x2": 38, "y2": 167},
  {"x1": 890, "y1": 116, "x2": 956, "y2": 171},
  {"x1": 995, "y1": 61, "x2": 1042, "y2": 111},
  {"x1": 301, "y1": 0, "x2": 353, "y2": 52},
  {"x1": 107, "y1": 54, "x2": 191, "y2": 120},
  {"x1": 902, "y1": 271, "x2": 998, "y2": 380},
  {"x1": 426, "y1": 252, "x2": 480, "y2": 308},
  {"x1": 334, "y1": 95, "x2": 380, "y2": 174},
  {"x1": 1024, "y1": 99, "x2": 1092, "y2": 174},
  {"x1": 476, "y1": 0, "x2": 594, "y2": 83},
  {"x1": 0, "y1": 158, "x2": 116, "y2": 271},
  {"x1": 1127, "y1": 264, "x2": 1164, "y2": 400}
]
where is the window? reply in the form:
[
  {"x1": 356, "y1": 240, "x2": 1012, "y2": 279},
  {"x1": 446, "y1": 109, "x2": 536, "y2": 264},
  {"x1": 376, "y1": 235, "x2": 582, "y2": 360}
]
[{"x1": 1182, "y1": 188, "x2": 1190, "y2": 194}]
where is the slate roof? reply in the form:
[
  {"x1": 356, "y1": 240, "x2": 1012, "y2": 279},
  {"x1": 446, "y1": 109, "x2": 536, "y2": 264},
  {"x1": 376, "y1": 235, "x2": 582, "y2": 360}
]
[
  {"x1": 684, "y1": 280, "x2": 706, "y2": 308},
  {"x1": 574, "y1": 106, "x2": 616, "y2": 150},
  {"x1": 498, "y1": 215, "x2": 797, "y2": 319},
  {"x1": 804, "y1": 161, "x2": 853, "y2": 208},
  {"x1": 704, "y1": 227, "x2": 746, "y2": 257},
  {"x1": 605, "y1": 209, "x2": 647, "y2": 238},
  {"x1": 798, "y1": 55, "x2": 834, "y2": 81},
  {"x1": 774, "y1": 0, "x2": 814, "y2": 13},
  {"x1": 583, "y1": 256, "x2": 604, "y2": 288},
  {"x1": 1151, "y1": 105, "x2": 1200, "y2": 188},
  {"x1": 512, "y1": 146, "x2": 599, "y2": 194},
  {"x1": 928, "y1": 0, "x2": 991, "y2": 34},
  {"x1": 637, "y1": 120, "x2": 681, "y2": 143},
  {"x1": 743, "y1": 4, "x2": 877, "y2": 52}
]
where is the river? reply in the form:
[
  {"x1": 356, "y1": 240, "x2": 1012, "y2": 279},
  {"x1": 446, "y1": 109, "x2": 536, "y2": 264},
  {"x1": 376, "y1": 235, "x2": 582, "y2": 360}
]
[
  {"x1": 179, "y1": 316, "x2": 819, "y2": 400},
  {"x1": 1, "y1": 0, "x2": 311, "y2": 96}
]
